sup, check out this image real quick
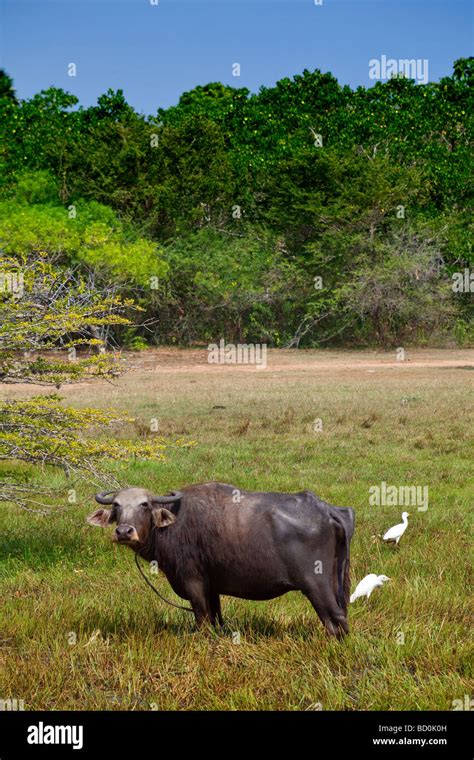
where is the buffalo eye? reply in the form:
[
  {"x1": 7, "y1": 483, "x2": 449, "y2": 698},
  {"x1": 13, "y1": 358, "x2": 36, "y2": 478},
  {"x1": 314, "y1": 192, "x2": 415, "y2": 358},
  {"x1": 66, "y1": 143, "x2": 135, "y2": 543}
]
[{"x1": 141, "y1": 501, "x2": 149, "y2": 508}]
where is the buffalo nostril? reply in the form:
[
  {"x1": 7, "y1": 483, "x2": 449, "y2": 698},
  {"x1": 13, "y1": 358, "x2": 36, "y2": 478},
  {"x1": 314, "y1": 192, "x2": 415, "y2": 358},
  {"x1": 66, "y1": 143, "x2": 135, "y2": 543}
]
[
  {"x1": 115, "y1": 526, "x2": 134, "y2": 539},
  {"x1": 115, "y1": 525, "x2": 135, "y2": 541}
]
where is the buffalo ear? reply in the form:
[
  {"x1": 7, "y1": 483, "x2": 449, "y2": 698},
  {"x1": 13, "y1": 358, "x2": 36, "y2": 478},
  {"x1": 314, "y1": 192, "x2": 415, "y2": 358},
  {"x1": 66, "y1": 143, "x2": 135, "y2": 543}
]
[
  {"x1": 152, "y1": 508, "x2": 176, "y2": 529},
  {"x1": 86, "y1": 508, "x2": 113, "y2": 527}
]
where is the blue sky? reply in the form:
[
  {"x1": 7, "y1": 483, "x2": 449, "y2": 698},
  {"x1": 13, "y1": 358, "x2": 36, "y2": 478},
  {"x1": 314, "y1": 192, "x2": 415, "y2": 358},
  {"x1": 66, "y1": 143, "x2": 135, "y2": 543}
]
[{"x1": 1, "y1": 0, "x2": 472, "y2": 114}]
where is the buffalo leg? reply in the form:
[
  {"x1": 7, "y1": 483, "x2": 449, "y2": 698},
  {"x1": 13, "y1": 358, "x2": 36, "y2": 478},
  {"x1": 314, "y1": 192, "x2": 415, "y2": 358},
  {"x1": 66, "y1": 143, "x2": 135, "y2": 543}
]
[
  {"x1": 210, "y1": 593, "x2": 224, "y2": 627},
  {"x1": 186, "y1": 580, "x2": 212, "y2": 629},
  {"x1": 303, "y1": 587, "x2": 349, "y2": 639}
]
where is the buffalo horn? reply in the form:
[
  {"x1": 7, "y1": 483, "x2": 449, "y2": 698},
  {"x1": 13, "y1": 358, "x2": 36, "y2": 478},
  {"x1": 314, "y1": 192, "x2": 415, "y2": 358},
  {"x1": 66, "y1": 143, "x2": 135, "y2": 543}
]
[
  {"x1": 151, "y1": 491, "x2": 183, "y2": 504},
  {"x1": 94, "y1": 491, "x2": 116, "y2": 505}
]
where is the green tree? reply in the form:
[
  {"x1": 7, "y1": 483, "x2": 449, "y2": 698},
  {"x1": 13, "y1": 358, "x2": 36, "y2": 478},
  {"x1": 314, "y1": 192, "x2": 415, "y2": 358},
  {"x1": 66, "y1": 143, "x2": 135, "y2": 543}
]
[
  {"x1": 0, "y1": 249, "x2": 186, "y2": 510},
  {"x1": 0, "y1": 69, "x2": 18, "y2": 104}
]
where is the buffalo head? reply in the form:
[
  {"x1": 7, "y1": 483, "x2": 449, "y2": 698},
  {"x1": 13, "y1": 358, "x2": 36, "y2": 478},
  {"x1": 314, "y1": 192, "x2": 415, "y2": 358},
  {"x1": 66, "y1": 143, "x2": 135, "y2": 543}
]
[{"x1": 86, "y1": 487, "x2": 181, "y2": 548}]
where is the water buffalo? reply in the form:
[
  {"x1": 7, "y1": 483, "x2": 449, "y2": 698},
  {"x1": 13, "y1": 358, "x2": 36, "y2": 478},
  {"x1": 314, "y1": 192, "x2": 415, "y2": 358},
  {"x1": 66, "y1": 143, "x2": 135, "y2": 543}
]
[{"x1": 87, "y1": 482, "x2": 355, "y2": 637}]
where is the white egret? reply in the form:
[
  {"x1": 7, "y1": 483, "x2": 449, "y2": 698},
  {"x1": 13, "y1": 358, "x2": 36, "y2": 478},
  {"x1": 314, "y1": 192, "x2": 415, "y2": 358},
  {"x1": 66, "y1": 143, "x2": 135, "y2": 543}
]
[
  {"x1": 350, "y1": 574, "x2": 391, "y2": 603},
  {"x1": 383, "y1": 511, "x2": 409, "y2": 545}
]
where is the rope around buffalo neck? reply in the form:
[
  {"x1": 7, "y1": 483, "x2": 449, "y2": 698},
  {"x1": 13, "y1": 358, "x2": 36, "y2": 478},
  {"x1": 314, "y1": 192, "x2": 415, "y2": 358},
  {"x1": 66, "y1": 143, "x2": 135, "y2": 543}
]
[{"x1": 134, "y1": 552, "x2": 193, "y2": 613}]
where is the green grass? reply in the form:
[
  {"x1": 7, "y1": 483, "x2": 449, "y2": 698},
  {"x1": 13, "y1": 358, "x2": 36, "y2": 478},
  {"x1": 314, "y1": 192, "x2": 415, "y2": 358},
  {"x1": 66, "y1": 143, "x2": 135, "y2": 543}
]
[{"x1": 0, "y1": 349, "x2": 472, "y2": 710}]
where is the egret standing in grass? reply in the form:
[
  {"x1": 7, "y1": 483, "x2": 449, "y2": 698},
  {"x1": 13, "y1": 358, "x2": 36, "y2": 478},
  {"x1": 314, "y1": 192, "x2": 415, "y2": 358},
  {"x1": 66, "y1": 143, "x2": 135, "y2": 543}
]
[
  {"x1": 350, "y1": 574, "x2": 391, "y2": 603},
  {"x1": 383, "y1": 511, "x2": 410, "y2": 545}
]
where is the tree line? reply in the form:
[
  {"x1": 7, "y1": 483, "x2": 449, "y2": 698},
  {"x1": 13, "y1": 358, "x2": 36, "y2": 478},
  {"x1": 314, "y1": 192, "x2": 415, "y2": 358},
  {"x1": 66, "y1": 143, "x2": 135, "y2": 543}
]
[{"x1": 0, "y1": 60, "x2": 472, "y2": 348}]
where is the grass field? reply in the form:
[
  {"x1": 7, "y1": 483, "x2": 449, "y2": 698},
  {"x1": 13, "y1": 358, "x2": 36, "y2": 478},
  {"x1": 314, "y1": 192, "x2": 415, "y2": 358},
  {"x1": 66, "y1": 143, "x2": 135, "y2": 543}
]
[{"x1": 0, "y1": 348, "x2": 473, "y2": 711}]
